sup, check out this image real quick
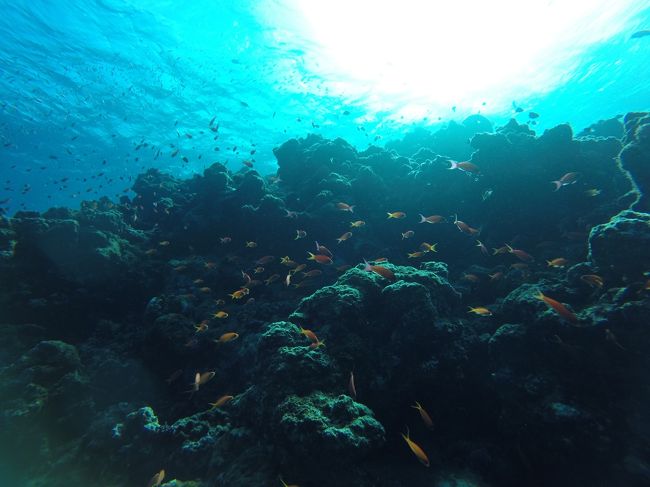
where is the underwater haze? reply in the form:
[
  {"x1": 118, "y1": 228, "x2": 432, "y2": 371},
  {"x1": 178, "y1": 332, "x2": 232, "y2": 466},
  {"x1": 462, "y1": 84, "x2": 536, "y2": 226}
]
[
  {"x1": 2, "y1": 1, "x2": 650, "y2": 487},
  {"x1": 1, "y1": 1, "x2": 649, "y2": 211}
]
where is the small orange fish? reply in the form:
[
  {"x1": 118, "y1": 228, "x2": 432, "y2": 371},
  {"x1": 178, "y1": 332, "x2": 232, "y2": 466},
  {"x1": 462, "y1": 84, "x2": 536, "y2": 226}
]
[
  {"x1": 220, "y1": 237, "x2": 232, "y2": 244},
  {"x1": 295, "y1": 230, "x2": 307, "y2": 240},
  {"x1": 299, "y1": 326, "x2": 319, "y2": 343},
  {"x1": 254, "y1": 266, "x2": 265, "y2": 274},
  {"x1": 337, "y1": 202, "x2": 355, "y2": 212},
  {"x1": 213, "y1": 311, "x2": 228, "y2": 319},
  {"x1": 468, "y1": 306, "x2": 492, "y2": 316},
  {"x1": 265, "y1": 274, "x2": 281, "y2": 285},
  {"x1": 402, "y1": 230, "x2": 415, "y2": 239},
  {"x1": 215, "y1": 299, "x2": 226, "y2": 305},
  {"x1": 372, "y1": 257, "x2": 388, "y2": 263},
  {"x1": 536, "y1": 292, "x2": 578, "y2": 323},
  {"x1": 198, "y1": 287, "x2": 212, "y2": 293},
  {"x1": 173, "y1": 265, "x2": 187, "y2": 272},
  {"x1": 245, "y1": 241, "x2": 257, "y2": 248},
  {"x1": 419, "y1": 242, "x2": 437, "y2": 253},
  {"x1": 449, "y1": 160, "x2": 480, "y2": 174},
  {"x1": 547, "y1": 258, "x2": 569, "y2": 268},
  {"x1": 158, "y1": 240, "x2": 170, "y2": 246},
  {"x1": 147, "y1": 469, "x2": 166, "y2": 487},
  {"x1": 337, "y1": 232, "x2": 352, "y2": 243},
  {"x1": 145, "y1": 249, "x2": 157, "y2": 255},
  {"x1": 193, "y1": 278, "x2": 205, "y2": 285},
  {"x1": 307, "y1": 252, "x2": 333, "y2": 265},
  {"x1": 552, "y1": 171, "x2": 579, "y2": 191},
  {"x1": 256, "y1": 255, "x2": 275, "y2": 265},
  {"x1": 580, "y1": 274, "x2": 603, "y2": 288},
  {"x1": 350, "y1": 220, "x2": 365, "y2": 228},
  {"x1": 408, "y1": 251, "x2": 425, "y2": 259},
  {"x1": 401, "y1": 428, "x2": 430, "y2": 467},
  {"x1": 419, "y1": 214, "x2": 445, "y2": 224},
  {"x1": 387, "y1": 211, "x2": 406, "y2": 219},
  {"x1": 209, "y1": 394, "x2": 234, "y2": 409},
  {"x1": 363, "y1": 259, "x2": 396, "y2": 281},
  {"x1": 453, "y1": 215, "x2": 480, "y2": 236},
  {"x1": 229, "y1": 289, "x2": 248, "y2": 300},
  {"x1": 506, "y1": 244, "x2": 534, "y2": 263},
  {"x1": 215, "y1": 332, "x2": 239, "y2": 343},
  {"x1": 412, "y1": 401, "x2": 434, "y2": 429},
  {"x1": 285, "y1": 273, "x2": 292, "y2": 287}
]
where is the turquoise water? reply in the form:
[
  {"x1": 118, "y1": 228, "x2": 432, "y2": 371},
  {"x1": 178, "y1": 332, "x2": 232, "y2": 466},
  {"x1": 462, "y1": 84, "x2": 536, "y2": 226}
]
[{"x1": 1, "y1": 1, "x2": 649, "y2": 212}]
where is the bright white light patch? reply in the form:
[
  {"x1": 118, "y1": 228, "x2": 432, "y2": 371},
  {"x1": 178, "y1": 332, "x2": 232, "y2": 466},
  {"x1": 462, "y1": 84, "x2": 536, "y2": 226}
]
[{"x1": 270, "y1": 0, "x2": 645, "y2": 120}]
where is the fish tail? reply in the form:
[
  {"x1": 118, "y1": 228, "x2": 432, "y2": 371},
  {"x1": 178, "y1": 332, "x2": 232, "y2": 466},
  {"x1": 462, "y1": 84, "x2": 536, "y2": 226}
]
[
  {"x1": 419, "y1": 214, "x2": 426, "y2": 223},
  {"x1": 448, "y1": 160, "x2": 458, "y2": 170},
  {"x1": 551, "y1": 180, "x2": 562, "y2": 191}
]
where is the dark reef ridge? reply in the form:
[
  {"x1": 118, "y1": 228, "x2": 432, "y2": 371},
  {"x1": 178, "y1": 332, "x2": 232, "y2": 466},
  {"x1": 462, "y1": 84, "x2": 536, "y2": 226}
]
[{"x1": 1, "y1": 114, "x2": 650, "y2": 487}]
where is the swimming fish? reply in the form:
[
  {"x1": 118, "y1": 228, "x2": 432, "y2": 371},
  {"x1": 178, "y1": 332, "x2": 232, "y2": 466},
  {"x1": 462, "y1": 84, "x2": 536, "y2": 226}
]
[
  {"x1": 419, "y1": 242, "x2": 437, "y2": 253},
  {"x1": 337, "y1": 202, "x2": 355, "y2": 212},
  {"x1": 315, "y1": 241, "x2": 333, "y2": 257},
  {"x1": 631, "y1": 30, "x2": 650, "y2": 39},
  {"x1": 468, "y1": 306, "x2": 492, "y2": 316},
  {"x1": 299, "y1": 326, "x2": 319, "y2": 343},
  {"x1": 402, "y1": 231, "x2": 415, "y2": 239},
  {"x1": 401, "y1": 428, "x2": 430, "y2": 467},
  {"x1": 213, "y1": 311, "x2": 228, "y2": 319},
  {"x1": 476, "y1": 240, "x2": 489, "y2": 256},
  {"x1": 552, "y1": 172, "x2": 579, "y2": 191},
  {"x1": 387, "y1": 211, "x2": 407, "y2": 219},
  {"x1": 265, "y1": 274, "x2": 281, "y2": 285},
  {"x1": 215, "y1": 332, "x2": 239, "y2": 343},
  {"x1": 307, "y1": 252, "x2": 333, "y2": 265},
  {"x1": 350, "y1": 220, "x2": 366, "y2": 228},
  {"x1": 363, "y1": 259, "x2": 396, "y2": 281},
  {"x1": 419, "y1": 214, "x2": 445, "y2": 224},
  {"x1": 547, "y1": 258, "x2": 569, "y2": 268},
  {"x1": 147, "y1": 469, "x2": 165, "y2": 487},
  {"x1": 411, "y1": 401, "x2": 434, "y2": 430},
  {"x1": 191, "y1": 371, "x2": 216, "y2": 392},
  {"x1": 209, "y1": 394, "x2": 234, "y2": 409},
  {"x1": 580, "y1": 274, "x2": 604, "y2": 288},
  {"x1": 605, "y1": 328, "x2": 626, "y2": 350},
  {"x1": 448, "y1": 160, "x2": 480, "y2": 174},
  {"x1": 505, "y1": 244, "x2": 535, "y2": 263},
  {"x1": 279, "y1": 477, "x2": 299, "y2": 487},
  {"x1": 295, "y1": 230, "x2": 307, "y2": 240},
  {"x1": 536, "y1": 292, "x2": 578, "y2": 323},
  {"x1": 337, "y1": 232, "x2": 352, "y2": 243},
  {"x1": 408, "y1": 251, "x2": 425, "y2": 258},
  {"x1": 453, "y1": 215, "x2": 480, "y2": 236},
  {"x1": 245, "y1": 241, "x2": 257, "y2": 248},
  {"x1": 194, "y1": 320, "x2": 209, "y2": 332}
]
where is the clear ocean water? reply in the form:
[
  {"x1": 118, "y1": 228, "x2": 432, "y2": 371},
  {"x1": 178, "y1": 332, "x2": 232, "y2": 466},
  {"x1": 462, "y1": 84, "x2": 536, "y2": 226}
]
[{"x1": 1, "y1": 0, "x2": 649, "y2": 212}]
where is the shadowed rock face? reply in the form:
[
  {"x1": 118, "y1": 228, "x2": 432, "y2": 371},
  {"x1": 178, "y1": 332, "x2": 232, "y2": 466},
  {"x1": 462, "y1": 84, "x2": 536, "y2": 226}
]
[
  {"x1": 619, "y1": 112, "x2": 650, "y2": 212},
  {"x1": 1, "y1": 112, "x2": 650, "y2": 487}
]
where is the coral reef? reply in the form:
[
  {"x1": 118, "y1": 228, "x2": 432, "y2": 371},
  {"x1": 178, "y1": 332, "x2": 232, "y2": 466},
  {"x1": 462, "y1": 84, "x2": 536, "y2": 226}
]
[{"x1": 1, "y1": 113, "x2": 649, "y2": 487}]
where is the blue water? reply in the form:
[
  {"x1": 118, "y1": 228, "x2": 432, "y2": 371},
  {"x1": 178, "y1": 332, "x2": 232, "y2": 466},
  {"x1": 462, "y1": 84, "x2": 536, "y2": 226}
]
[{"x1": 0, "y1": 0, "x2": 649, "y2": 212}]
